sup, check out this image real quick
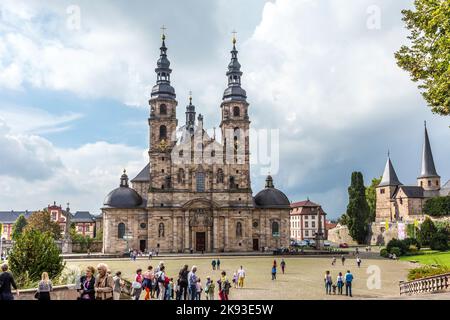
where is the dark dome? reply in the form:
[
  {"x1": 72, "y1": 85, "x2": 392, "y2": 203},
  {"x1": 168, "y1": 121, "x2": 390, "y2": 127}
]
[
  {"x1": 104, "y1": 170, "x2": 144, "y2": 208},
  {"x1": 223, "y1": 86, "x2": 247, "y2": 101},
  {"x1": 254, "y1": 175, "x2": 290, "y2": 209},
  {"x1": 104, "y1": 187, "x2": 143, "y2": 208}
]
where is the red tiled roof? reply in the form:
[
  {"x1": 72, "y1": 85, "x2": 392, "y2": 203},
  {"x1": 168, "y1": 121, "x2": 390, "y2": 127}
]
[{"x1": 290, "y1": 200, "x2": 320, "y2": 208}]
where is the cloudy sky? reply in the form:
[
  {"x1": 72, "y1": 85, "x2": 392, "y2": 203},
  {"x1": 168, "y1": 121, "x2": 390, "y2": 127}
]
[{"x1": 0, "y1": 0, "x2": 448, "y2": 219}]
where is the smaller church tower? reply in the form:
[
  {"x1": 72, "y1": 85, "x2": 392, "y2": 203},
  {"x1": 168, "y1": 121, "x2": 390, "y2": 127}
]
[
  {"x1": 376, "y1": 154, "x2": 402, "y2": 221},
  {"x1": 417, "y1": 122, "x2": 440, "y2": 192}
]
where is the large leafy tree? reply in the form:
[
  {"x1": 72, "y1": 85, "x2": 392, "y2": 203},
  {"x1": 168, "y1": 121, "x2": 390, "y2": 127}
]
[
  {"x1": 11, "y1": 214, "x2": 27, "y2": 241},
  {"x1": 24, "y1": 210, "x2": 62, "y2": 240},
  {"x1": 395, "y1": 0, "x2": 450, "y2": 115},
  {"x1": 365, "y1": 177, "x2": 381, "y2": 223},
  {"x1": 8, "y1": 230, "x2": 65, "y2": 286},
  {"x1": 346, "y1": 172, "x2": 371, "y2": 244},
  {"x1": 418, "y1": 217, "x2": 437, "y2": 246},
  {"x1": 423, "y1": 196, "x2": 450, "y2": 216}
]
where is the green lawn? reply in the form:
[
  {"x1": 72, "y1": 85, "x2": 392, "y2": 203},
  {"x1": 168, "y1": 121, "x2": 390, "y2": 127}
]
[{"x1": 400, "y1": 251, "x2": 450, "y2": 267}]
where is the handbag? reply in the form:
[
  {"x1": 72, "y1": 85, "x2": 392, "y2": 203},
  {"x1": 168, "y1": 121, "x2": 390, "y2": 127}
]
[{"x1": 132, "y1": 281, "x2": 142, "y2": 289}]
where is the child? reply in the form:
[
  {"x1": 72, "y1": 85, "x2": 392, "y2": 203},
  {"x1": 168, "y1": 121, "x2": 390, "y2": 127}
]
[
  {"x1": 232, "y1": 272, "x2": 238, "y2": 288},
  {"x1": 167, "y1": 278, "x2": 174, "y2": 300},
  {"x1": 271, "y1": 265, "x2": 277, "y2": 280},
  {"x1": 204, "y1": 276, "x2": 215, "y2": 300},
  {"x1": 332, "y1": 284, "x2": 337, "y2": 295},
  {"x1": 196, "y1": 278, "x2": 203, "y2": 300}
]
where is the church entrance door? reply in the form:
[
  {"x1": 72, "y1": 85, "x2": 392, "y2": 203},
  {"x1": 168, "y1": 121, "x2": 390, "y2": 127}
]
[
  {"x1": 196, "y1": 232, "x2": 206, "y2": 252},
  {"x1": 140, "y1": 240, "x2": 146, "y2": 252},
  {"x1": 253, "y1": 239, "x2": 259, "y2": 251}
]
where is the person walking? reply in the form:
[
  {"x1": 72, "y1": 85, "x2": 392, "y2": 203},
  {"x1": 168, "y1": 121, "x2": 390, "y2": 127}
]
[
  {"x1": 36, "y1": 272, "x2": 53, "y2": 300},
  {"x1": 112, "y1": 271, "x2": 123, "y2": 300},
  {"x1": 178, "y1": 264, "x2": 189, "y2": 300},
  {"x1": 156, "y1": 265, "x2": 166, "y2": 300},
  {"x1": 196, "y1": 278, "x2": 203, "y2": 300},
  {"x1": 336, "y1": 272, "x2": 344, "y2": 295},
  {"x1": 188, "y1": 266, "x2": 198, "y2": 300},
  {"x1": 237, "y1": 266, "x2": 246, "y2": 288},
  {"x1": 271, "y1": 264, "x2": 277, "y2": 280},
  {"x1": 324, "y1": 271, "x2": 332, "y2": 295},
  {"x1": 94, "y1": 263, "x2": 114, "y2": 300},
  {"x1": 345, "y1": 270, "x2": 353, "y2": 297},
  {"x1": 0, "y1": 264, "x2": 19, "y2": 300},
  {"x1": 341, "y1": 255, "x2": 346, "y2": 266},
  {"x1": 232, "y1": 272, "x2": 238, "y2": 289},
  {"x1": 280, "y1": 259, "x2": 286, "y2": 274},
  {"x1": 356, "y1": 257, "x2": 362, "y2": 268},
  {"x1": 131, "y1": 268, "x2": 143, "y2": 300},
  {"x1": 143, "y1": 266, "x2": 154, "y2": 300},
  {"x1": 211, "y1": 260, "x2": 216, "y2": 271},
  {"x1": 331, "y1": 257, "x2": 336, "y2": 266},
  {"x1": 78, "y1": 266, "x2": 96, "y2": 300},
  {"x1": 204, "y1": 276, "x2": 215, "y2": 300},
  {"x1": 217, "y1": 271, "x2": 230, "y2": 301},
  {"x1": 216, "y1": 259, "x2": 221, "y2": 270}
]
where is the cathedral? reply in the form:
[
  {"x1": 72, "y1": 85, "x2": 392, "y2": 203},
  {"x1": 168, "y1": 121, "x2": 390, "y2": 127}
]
[
  {"x1": 101, "y1": 33, "x2": 291, "y2": 254},
  {"x1": 375, "y1": 123, "x2": 449, "y2": 223}
]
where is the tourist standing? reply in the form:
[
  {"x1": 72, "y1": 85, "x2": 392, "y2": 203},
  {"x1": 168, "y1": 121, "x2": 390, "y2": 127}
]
[
  {"x1": 78, "y1": 266, "x2": 96, "y2": 300},
  {"x1": 211, "y1": 260, "x2": 216, "y2": 270},
  {"x1": 196, "y1": 278, "x2": 203, "y2": 300},
  {"x1": 356, "y1": 257, "x2": 362, "y2": 268},
  {"x1": 188, "y1": 266, "x2": 198, "y2": 300},
  {"x1": 132, "y1": 268, "x2": 143, "y2": 300},
  {"x1": 336, "y1": 272, "x2": 344, "y2": 295},
  {"x1": 341, "y1": 255, "x2": 346, "y2": 266},
  {"x1": 205, "y1": 276, "x2": 215, "y2": 300},
  {"x1": 156, "y1": 265, "x2": 166, "y2": 300},
  {"x1": 271, "y1": 264, "x2": 277, "y2": 280},
  {"x1": 345, "y1": 270, "x2": 353, "y2": 297},
  {"x1": 36, "y1": 272, "x2": 53, "y2": 300},
  {"x1": 94, "y1": 263, "x2": 114, "y2": 300},
  {"x1": 216, "y1": 259, "x2": 221, "y2": 270},
  {"x1": 113, "y1": 271, "x2": 123, "y2": 300},
  {"x1": 237, "y1": 266, "x2": 246, "y2": 288},
  {"x1": 143, "y1": 266, "x2": 154, "y2": 300},
  {"x1": 217, "y1": 271, "x2": 230, "y2": 300},
  {"x1": 0, "y1": 264, "x2": 19, "y2": 300},
  {"x1": 178, "y1": 264, "x2": 189, "y2": 300},
  {"x1": 324, "y1": 271, "x2": 332, "y2": 295},
  {"x1": 232, "y1": 272, "x2": 238, "y2": 288},
  {"x1": 280, "y1": 259, "x2": 286, "y2": 274}
]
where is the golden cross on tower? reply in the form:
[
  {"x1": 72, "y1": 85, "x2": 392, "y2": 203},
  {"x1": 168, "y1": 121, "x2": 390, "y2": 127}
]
[
  {"x1": 161, "y1": 25, "x2": 167, "y2": 40},
  {"x1": 231, "y1": 30, "x2": 237, "y2": 44},
  {"x1": 189, "y1": 90, "x2": 192, "y2": 103}
]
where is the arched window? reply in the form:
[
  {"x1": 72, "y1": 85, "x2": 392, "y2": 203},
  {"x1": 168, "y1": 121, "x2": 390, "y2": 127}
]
[
  {"x1": 229, "y1": 176, "x2": 236, "y2": 189},
  {"x1": 233, "y1": 106, "x2": 240, "y2": 117},
  {"x1": 158, "y1": 223, "x2": 165, "y2": 238},
  {"x1": 211, "y1": 150, "x2": 215, "y2": 157},
  {"x1": 177, "y1": 168, "x2": 185, "y2": 184},
  {"x1": 160, "y1": 104, "x2": 167, "y2": 115},
  {"x1": 236, "y1": 222, "x2": 243, "y2": 237},
  {"x1": 159, "y1": 125, "x2": 167, "y2": 140},
  {"x1": 196, "y1": 171, "x2": 205, "y2": 192},
  {"x1": 272, "y1": 221, "x2": 280, "y2": 237},
  {"x1": 217, "y1": 169, "x2": 224, "y2": 183},
  {"x1": 118, "y1": 223, "x2": 125, "y2": 239},
  {"x1": 179, "y1": 150, "x2": 183, "y2": 157}
]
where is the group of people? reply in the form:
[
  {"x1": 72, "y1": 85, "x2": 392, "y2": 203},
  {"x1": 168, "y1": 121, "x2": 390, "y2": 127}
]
[
  {"x1": 331, "y1": 255, "x2": 362, "y2": 268},
  {"x1": 324, "y1": 270, "x2": 354, "y2": 297}
]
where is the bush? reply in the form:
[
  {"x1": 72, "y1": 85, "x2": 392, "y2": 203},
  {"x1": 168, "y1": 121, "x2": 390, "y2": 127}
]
[
  {"x1": 418, "y1": 217, "x2": 437, "y2": 246},
  {"x1": 429, "y1": 232, "x2": 449, "y2": 251},
  {"x1": 8, "y1": 230, "x2": 65, "y2": 287},
  {"x1": 380, "y1": 248, "x2": 389, "y2": 257},
  {"x1": 403, "y1": 238, "x2": 421, "y2": 250},
  {"x1": 390, "y1": 247, "x2": 402, "y2": 257},
  {"x1": 386, "y1": 239, "x2": 408, "y2": 255},
  {"x1": 407, "y1": 265, "x2": 450, "y2": 281}
]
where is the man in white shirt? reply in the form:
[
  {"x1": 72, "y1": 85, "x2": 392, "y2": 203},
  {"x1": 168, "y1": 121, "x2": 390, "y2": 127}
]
[{"x1": 237, "y1": 266, "x2": 246, "y2": 288}]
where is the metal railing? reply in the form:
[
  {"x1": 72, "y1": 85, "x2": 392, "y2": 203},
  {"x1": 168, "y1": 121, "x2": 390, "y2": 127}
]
[{"x1": 399, "y1": 273, "x2": 450, "y2": 295}]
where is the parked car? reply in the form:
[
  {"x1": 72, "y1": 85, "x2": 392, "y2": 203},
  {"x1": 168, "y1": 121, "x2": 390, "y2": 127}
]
[
  {"x1": 297, "y1": 240, "x2": 309, "y2": 247},
  {"x1": 308, "y1": 240, "x2": 316, "y2": 247},
  {"x1": 339, "y1": 243, "x2": 349, "y2": 248},
  {"x1": 323, "y1": 241, "x2": 331, "y2": 247}
]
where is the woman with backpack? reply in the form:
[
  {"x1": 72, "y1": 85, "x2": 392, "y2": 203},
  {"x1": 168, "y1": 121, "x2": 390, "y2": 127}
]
[
  {"x1": 36, "y1": 272, "x2": 53, "y2": 300},
  {"x1": 156, "y1": 265, "x2": 166, "y2": 300},
  {"x1": 131, "y1": 268, "x2": 143, "y2": 300}
]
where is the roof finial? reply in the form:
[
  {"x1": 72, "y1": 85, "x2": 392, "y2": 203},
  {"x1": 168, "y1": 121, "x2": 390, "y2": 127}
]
[
  {"x1": 424, "y1": 120, "x2": 427, "y2": 128},
  {"x1": 161, "y1": 25, "x2": 167, "y2": 41},
  {"x1": 232, "y1": 30, "x2": 237, "y2": 45},
  {"x1": 387, "y1": 149, "x2": 390, "y2": 158},
  {"x1": 123, "y1": 168, "x2": 126, "y2": 174},
  {"x1": 189, "y1": 90, "x2": 192, "y2": 104}
]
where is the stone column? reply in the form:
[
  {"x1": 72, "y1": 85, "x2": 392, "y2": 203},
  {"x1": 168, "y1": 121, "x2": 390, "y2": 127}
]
[
  {"x1": 184, "y1": 213, "x2": 190, "y2": 252},
  {"x1": 173, "y1": 216, "x2": 178, "y2": 253},
  {"x1": 224, "y1": 216, "x2": 229, "y2": 252},
  {"x1": 213, "y1": 215, "x2": 218, "y2": 252}
]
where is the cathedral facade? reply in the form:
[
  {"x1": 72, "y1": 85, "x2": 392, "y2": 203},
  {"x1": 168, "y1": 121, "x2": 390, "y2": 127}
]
[
  {"x1": 375, "y1": 123, "x2": 449, "y2": 223},
  {"x1": 101, "y1": 34, "x2": 291, "y2": 254}
]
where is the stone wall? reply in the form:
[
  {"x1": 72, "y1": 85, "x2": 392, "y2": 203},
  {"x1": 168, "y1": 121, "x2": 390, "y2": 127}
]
[
  {"x1": 327, "y1": 225, "x2": 358, "y2": 245},
  {"x1": 17, "y1": 284, "x2": 78, "y2": 300},
  {"x1": 72, "y1": 240, "x2": 103, "y2": 253}
]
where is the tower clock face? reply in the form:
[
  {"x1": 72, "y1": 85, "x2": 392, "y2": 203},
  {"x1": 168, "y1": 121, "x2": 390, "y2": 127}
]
[{"x1": 159, "y1": 139, "x2": 168, "y2": 151}]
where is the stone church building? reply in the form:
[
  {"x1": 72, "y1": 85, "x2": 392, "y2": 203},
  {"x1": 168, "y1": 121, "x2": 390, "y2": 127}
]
[{"x1": 101, "y1": 34, "x2": 291, "y2": 254}]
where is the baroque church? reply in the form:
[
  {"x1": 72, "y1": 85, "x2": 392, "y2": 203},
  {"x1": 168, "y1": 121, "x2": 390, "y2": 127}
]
[
  {"x1": 101, "y1": 33, "x2": 291, "y2": 253},
  {"x1": 375, "y1": 123, "x2": 449, "y2": 223}
]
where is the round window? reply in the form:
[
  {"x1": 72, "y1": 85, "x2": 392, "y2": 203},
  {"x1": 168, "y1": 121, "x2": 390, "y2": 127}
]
[
  {"x1": 140, "y1": 223, "x2": 147, "y2": 229},
  {"x1": 253, "y1": 221, "x2": 259, "y2": 228}
]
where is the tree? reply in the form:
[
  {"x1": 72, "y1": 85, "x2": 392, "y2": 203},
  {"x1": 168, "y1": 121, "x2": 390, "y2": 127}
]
[
  {"x1": 430, "y1": 232, "x2": 449, "y2": 251},
  {"x1": 24, "y1": 210, "x2": 62, "y2": 240},
  {"x1": 11, "y1": 214, "x2": 27, "y2": 241},
  {"x1": 423, "y1": 196, "x2": 450, "y2": 217},
  {"x1": 395, "y1": 0, "x2": 450, "y2": 115},
  {"x1": 418, "y1": 217, "x2": 437, "y2": 246},
  {"x1": 8, "y1": 230, "x2": 65, "y2": 287},
  {"x1": 365, "y1": 176, "x2": 381, "y2": 223},
  {"x1": 346, "y1": 172, "x2": 371, "y2": 244},
  {"x1": 337, "y1": 213, "x2": 350, "y2": 226}
]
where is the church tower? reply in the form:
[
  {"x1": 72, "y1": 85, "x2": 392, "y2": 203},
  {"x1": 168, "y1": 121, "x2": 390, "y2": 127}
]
[
  {"x1": 417, "y1": 122, "x2": 440, "y2": 192},
  {"x1": 376, "y1": 154, "x2": 403, "y2": 221},
  {"x1": 220, "y1": 34, "x2": 251, "y2": 191},
  {"x1": 148, "y1": 31, "x2": 178, "y2": 192}
]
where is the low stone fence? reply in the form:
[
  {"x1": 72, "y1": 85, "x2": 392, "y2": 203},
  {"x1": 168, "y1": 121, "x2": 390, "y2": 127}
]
[
  {"x1": 17, "y1": 284, "x2": 78, "y2": 300},
  {"x1": 399, "y1": 273, "x2": 450, "y2": 296}
]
